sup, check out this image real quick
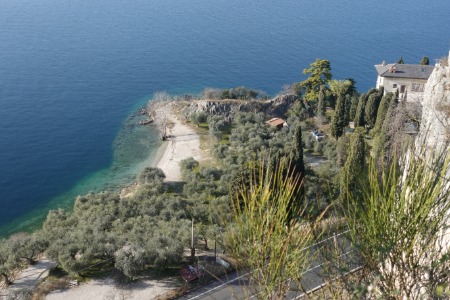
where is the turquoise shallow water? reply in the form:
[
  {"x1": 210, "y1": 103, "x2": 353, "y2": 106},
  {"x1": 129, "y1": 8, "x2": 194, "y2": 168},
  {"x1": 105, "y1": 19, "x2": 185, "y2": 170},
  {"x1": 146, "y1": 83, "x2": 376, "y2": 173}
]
[
  {"x1": 0, "y1": 105, "x2": 163, "y2": 235},
  {"x1": 0, "y1": 0, "x2": 449, "y2": 236}
]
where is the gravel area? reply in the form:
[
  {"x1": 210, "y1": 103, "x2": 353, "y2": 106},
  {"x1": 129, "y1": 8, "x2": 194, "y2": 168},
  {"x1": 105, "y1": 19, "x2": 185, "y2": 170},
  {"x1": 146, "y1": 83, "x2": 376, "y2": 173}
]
[{"x1": 46, "y1": 277, "x2": 179, "y2": 300}]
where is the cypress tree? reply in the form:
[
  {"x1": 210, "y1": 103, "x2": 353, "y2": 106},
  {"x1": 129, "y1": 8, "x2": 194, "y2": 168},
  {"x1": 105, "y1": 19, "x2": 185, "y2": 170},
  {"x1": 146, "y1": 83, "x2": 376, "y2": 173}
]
[
  {"x1": 364, "y1": 92, "x2": 382, "y2": 128},
  {"x1": 289, "y1": 125, "x2": 305, "y2": 214},
  {"x1": 331, "y1": 94, "x2": 346, "y2": 139},
  {"x1": 340, "y1": 130, "x2": 366, "y2": 201},
  {"x1": 354, "y1": 93, "x2": 368, "y2": 127},
  {"x1": 373, "y1": 93, "x2": 393, "y2": 134},
  {"x1": 420, "y1": 56, "x2": 429, "y2": 65},
  {"x1": 367, "y1": 88, "x2": 377, "y2": 95},
  {"x1": 348, "y1": 130, "x2": 366, "y2": 173},
  {"x1": 344, "y1": 94, "x2": 352, "y2": 125},
  {"x1": 374, "y1": 91, "x2": 399, "y2": 160},
  {"x1": 316, "y1": 85, "x2": 327, "y2": 117},
  {"x1": 383, "y1": 91, "x2": 398, "y2": 130},
  {"x1": 336, "y1": 135, "x2": 350, "y2": 167},
  {"x1": 380, "y1": 91, "x2": 399, "y2": 140},
  {"x1": 349, "y1": 94, "x2": 359, "y2": 122},
  {"x1": 377, "y1": 86, "x2": 384, "y2": 97},
  {"x1": 291, "y1": 125, "x2": 305, "y2": 181}
]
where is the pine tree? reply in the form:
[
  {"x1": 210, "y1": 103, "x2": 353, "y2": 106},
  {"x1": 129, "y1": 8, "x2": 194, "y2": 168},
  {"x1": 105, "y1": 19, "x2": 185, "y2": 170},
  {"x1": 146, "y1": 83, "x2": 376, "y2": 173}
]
[
  {"x1": 331, "y1": 94, "x2": 346, "y2": 139},
  {"x1": 354, "y1": 93, "x2": 368, "y2": 127},
  {"x1": 299, "y1": 59, "x2": 332, "y2": 101},
  {"x1": 316, "y1": 85, "x2": 327, "y2": 117}
]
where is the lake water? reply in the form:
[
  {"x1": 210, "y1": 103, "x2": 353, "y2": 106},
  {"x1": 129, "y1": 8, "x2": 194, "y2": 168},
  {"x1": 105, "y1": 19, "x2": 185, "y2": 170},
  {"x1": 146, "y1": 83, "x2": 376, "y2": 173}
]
[{"x1": 0, "y1": 0, "x2": 449, "y2": 236}]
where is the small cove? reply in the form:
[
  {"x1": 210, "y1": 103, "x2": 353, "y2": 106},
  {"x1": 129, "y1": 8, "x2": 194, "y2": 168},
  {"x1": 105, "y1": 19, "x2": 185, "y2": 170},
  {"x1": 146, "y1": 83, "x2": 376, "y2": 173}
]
[
  {"x1": 0, "y1": 0, "x2": 449, "y2": 235},
  {"x1": 0, "y1": 105, "x2": 163, "y2": 236}
]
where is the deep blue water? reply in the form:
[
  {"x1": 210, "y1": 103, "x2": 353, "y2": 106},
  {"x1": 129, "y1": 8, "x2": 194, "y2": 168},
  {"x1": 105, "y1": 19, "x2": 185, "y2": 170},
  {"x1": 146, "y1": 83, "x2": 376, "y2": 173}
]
[{"x1": 0, "y1": 0, "x2": 449, "y2": 235}]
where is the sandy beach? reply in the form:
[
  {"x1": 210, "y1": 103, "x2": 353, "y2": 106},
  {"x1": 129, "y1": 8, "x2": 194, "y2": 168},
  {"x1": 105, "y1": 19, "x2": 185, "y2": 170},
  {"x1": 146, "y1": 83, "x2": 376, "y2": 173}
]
[
  {"x1": 153, "y1": 101, "x2": 205, "y2": 182},
  {"x1": 0, "y1": 101, "x2": 206, "y2": 299},
  {"x1": 45, "y1": 102, "x2": 205, "y2": 299}
]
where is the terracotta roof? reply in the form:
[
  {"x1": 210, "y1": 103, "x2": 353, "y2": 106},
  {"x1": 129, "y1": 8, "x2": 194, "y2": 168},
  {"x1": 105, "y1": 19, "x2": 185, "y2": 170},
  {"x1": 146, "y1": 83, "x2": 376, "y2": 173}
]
[
  {"x1": 374, "y1": 63, "x2": 434, "y2": 80},
  {"x1": 265, "y1": 118, "x2": 286, "y2": 126}
]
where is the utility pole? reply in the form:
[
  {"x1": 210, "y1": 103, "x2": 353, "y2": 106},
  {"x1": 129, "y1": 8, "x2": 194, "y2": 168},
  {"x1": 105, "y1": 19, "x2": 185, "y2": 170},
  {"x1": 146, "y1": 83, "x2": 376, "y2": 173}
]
[{"x1": 191, "y1": 218, "x2": 195, "y2": 262}]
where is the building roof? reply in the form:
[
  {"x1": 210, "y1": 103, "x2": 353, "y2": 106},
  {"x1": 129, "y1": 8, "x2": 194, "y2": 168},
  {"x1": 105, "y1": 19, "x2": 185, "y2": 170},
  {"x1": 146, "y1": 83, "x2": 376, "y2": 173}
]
[
  {"x1": 374, "y1": 63, "x2": 434, "y2": 80},
  {"x1": 265, "y1": 118, "x2": 286, "y2": 127}
]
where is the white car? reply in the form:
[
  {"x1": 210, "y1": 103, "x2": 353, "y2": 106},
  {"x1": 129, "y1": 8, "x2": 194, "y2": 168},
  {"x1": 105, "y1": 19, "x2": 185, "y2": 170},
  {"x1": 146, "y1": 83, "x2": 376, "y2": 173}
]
[{"x1": 311, "y1": 130, "x2": 325, "y2": 141}]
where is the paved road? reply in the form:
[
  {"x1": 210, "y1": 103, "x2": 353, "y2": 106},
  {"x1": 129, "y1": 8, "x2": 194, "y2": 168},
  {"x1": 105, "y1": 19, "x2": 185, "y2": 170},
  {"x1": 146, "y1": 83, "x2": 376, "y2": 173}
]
[{"x1": 178, "y1": 233, "x2": 360, "y2": 300}]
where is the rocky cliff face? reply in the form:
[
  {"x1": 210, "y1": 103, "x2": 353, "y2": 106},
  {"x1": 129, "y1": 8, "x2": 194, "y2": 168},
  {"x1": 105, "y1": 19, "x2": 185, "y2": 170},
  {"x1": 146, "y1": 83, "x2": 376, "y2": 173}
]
[
  {"x1": 182, "y1": 94, "x2": 299, "y2": 121},
  {"x1": 419, "y1": 53, "x2": 450, "y2": 151},
  {"x1": 418, "y1": 54, "x2": 450, "y2": 287}
]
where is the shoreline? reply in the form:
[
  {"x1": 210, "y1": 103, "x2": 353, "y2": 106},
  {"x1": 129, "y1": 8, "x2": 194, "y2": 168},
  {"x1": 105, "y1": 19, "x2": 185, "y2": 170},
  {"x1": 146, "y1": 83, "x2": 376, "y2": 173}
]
[
  {"x1": 120, "y1": 100, "x2": 206, "y2": 197},
  {"x1": 1, "y1": 98, "x2": 208, "y2": 235},
  {"x1": 3, "y1": 101, "x2": 207, "y2": 298},
  {"x1": 152, "y1": 101, "x2": 205, "y2": 182},
  {"x1": 150, "y1": 137, "x2": 170, "y2": 169},
  {"x1": 45, "y1": 101, "x2": 207, "y2": 299}
]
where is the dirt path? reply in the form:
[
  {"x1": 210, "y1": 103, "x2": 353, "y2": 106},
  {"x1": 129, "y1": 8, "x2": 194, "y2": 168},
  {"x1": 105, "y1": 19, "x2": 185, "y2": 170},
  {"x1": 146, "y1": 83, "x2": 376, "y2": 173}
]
[
  {"x1": 45, "y1": 276, "x2": 179, "y2": 300},
  {"x1": 0, "y1": 260, "x2": 57, "y2": 299}
]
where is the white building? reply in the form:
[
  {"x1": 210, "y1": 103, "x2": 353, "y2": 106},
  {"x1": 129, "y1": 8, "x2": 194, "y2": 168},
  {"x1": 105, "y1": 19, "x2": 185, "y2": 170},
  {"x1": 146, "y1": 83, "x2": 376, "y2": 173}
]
[{"x1": 374, "y1": 62, "x2": 434, "y2": 102}]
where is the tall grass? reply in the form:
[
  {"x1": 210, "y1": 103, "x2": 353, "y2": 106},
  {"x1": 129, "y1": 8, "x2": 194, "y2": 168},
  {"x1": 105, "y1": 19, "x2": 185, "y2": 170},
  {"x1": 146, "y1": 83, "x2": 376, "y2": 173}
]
[
  {"x1": 224, "y1": 157, "x2": 324, "y2": 299},
  {"x1": 341, "y1": 145, "x2": 450, "y2": 299}
]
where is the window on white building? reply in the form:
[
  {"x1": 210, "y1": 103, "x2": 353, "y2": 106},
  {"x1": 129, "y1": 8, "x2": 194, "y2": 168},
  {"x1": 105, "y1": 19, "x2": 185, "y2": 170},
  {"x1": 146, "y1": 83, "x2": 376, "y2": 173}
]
[
  {"x1": 393, "y1": 84, "x2": 397, "y2": 88},
  {"x1": 411, "y1": 83, "x2": 424, "y2": 92}
]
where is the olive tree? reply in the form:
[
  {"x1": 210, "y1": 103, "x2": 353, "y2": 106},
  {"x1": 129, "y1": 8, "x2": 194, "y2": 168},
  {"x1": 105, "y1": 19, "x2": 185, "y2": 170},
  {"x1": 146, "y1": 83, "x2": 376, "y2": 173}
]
[
  {"x1": 114, "y1": 244, "x2": 146, "y2": 279},
  {"x1": 189, "y1": 112, "x2": 208, "y2": 127},
  {"x1": 0, "y1": 241, "x2": 21, "y2": 285},
  {"x1": 8, "y1": 232, "x2": 47, "y2": 265},
  {"x1": 137, "y1": 167, "x2": 165, "y2": 185}
]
